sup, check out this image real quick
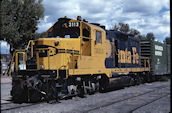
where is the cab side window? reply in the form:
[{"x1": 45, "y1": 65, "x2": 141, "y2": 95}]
[
  {"x1": 96, "y1": 31, "x2": 102, "y2": 44},
  {"x1": 83, "y1": 28, "x2": 90, "y2": 41},
  {"x1": 83, "y1": 28, "x2": 90, "y2": 37}
]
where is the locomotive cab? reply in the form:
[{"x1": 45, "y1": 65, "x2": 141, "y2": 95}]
[
  {"x1": 9, "y1": 17, "x2": 110, "y2": 80},
  {"x1": 33, "y1": 17, "x2": 110, "y2": 79}
]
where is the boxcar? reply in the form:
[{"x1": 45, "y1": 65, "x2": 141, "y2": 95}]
[{"x1": 140, "y1": 39, "x2": 170, "y2": 75}]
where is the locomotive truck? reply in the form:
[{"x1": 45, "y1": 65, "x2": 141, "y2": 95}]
[{"x1": 9, "y1": 16, "x2": 151, "y2": 103}]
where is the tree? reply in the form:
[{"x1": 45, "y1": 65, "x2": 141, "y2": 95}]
[
  {"x1": 111, "y1": 22, "x2": 130, "y2": 33},
  {"x1": 34, "y1": 32, "x2": 46, "y2": 39},
  {"x1": 112, "y1": 23, "x2": 119, "y2": 31},
  {"x1": 1, "y1": 0, "x2": 44, "y2": 53},
  {"x1": 129, "y1": 28, "x2": 140, "y2": 36},
  {"x1": 164, "y1": 37, "x2": 170, "y2": 44},
  {"x1": 146, "y1": 32, "x2": 155, "y2": 40},
  {"x1": 137, "y1": 35, "x2": 146, "y2": 40},
  {"x1": 112, "y1": 22, "x2": 142, "y2": 39}
]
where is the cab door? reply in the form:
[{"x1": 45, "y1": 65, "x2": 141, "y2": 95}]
[
  {"x1": 81, "y1": 23, "x2": 91, "y2": 56},
  {"x1": 92, "y1": 30, "x2": 106, "y2": 68},
  {"x1": 94, "y1": 30, "x2": 103, "y2": 56}
]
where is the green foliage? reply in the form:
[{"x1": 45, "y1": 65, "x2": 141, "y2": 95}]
[
  {"x1": 164, "y1": 37, "x2": 170, "y2": 44},
  {"x1": 111, "y1": 22, "x2": 158, "y2": 41},
  {"x1": 34, "y1": 32, "x2": 46, "y2": 39},
  {"x1": 137, "y1": 35, "x2": 146, "y2": 40},
  {"x1": 146, "y1": 32, "x2": 155, "y2": 40},
  {"x1": 129, "y1": 28, "x2": 140, "y2": 36},
  {"x1": 112, "y1": 22, "x2": 140, "y2": 37},
  {"x1": 112, "y1": 22, "x2": 130, "y2": 33},
  {"x1": 1, "y1": 0, "x2": 44, "y2": 52}
]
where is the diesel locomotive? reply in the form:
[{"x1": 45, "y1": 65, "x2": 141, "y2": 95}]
[{"x1": 9, "y1": 16, "x2": 152, "y2": 103}]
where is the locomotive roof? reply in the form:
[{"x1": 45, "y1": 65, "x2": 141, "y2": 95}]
[
  {"x1": 85, "y1": 22, "x2": 105, "y2": 31},
  {"x1": 46, "y1": 17, "x2": 105, "y2": 34}
]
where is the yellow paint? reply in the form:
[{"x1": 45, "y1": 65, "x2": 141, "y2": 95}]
[
  {"x1": 118, "y1": 47, "x2": 139, "y2": 64},
  {"x1": 17, "y1": 75, "x2": 23, "y2": 77},
  {"x1": 132, "y1": 47, "x2": 139, "y2": 64},
  {"x1": 128, "y1": 51, "x2": 131, "y2": 63},
  {"x1": 41, "y1": 75, "x2": 50, "y2": 77}
]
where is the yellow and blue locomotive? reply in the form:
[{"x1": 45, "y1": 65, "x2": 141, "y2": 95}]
[{"x1": 9, "y1": 16, "x2": 151, "y2": 103}]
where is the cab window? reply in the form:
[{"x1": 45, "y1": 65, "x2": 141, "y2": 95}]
[
  {"x1": 82, "y1": 28, "x2": 90, "y2": 41},
  {"x1": 96, "y1": 31, "x2": 102, "y2": 44},
  {"x1": 47, "y1": 21, "x2": 80, "y2": 38},
  {"x1": 83, "y1": 28, "x2": 90, "y2": 37}
]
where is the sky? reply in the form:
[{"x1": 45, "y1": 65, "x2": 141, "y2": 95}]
[
  {"x1": 0, "y1": 41, "x2": 10, "y2": 54},
  {"x1": 37, "y1": 0, "x2": 170, "y2": 42},
  {"x1": 0, "y1": 0, "x2": 170, "y2": 54}
]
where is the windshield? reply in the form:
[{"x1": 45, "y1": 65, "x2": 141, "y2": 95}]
[
  {"x1": 49, "y1": 27, "x2": 80, "y2": 38},
  {"x1": 47, "y1": 19, "x2": 80, "y2": 38}
]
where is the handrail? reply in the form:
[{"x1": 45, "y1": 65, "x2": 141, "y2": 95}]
[
  {"x1": 25, "y1": 40, "x2": 34, "y2": 51},
  {"x1": 140, "y1": 56, "x2": 149, "y2": 59},
  {"x1": 25, "y1": 40, "x2": 34, "y2": 57},
  {"x1": 8, "y1": 40, "x2": 35, "y2": 78},
  {"x1": 8, "y1": 52, "x2": 15, "y2": 78},
  {"x1": 81, "y1": 36, "x2": 91, "y2": 40}
]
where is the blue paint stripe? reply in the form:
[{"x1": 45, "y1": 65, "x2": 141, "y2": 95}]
[{"x1": 37, "y1": 45, "x2": 79, "y2": 57}]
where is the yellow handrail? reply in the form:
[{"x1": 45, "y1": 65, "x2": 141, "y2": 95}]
[
  {"x1": 8, "y1": 40, "x2": 35, "y2": 78},
  {"x1": 25, "y1": 40, "x2": 34, "y2": 58},
  {"x1": 26, "y1": 40, "x2": 34, "y2": 51},
  {"x1": 8, "y1": 52, "x2": 15, "y2": 78}
]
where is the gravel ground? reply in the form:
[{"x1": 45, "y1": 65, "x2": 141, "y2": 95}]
[
  {"x1": 133, "y1": 95, "x2": 170, "y2": 113},
  {"x1": 1, "y1": 76, "x2": 12, "y2": 83},
  {"x1": 1, "y1": 80, "x2": 170, "y2": 113},
  {"x1": 1, "y1": 82, "x2": 12, "y2": 104}
]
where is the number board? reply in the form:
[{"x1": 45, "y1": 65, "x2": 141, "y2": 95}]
[{"x1": 68, "y1": 22, "x2": 80, "y2": 27}]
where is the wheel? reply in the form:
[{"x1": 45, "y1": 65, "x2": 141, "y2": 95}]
[
  {"x1": 77, "y1": 85, "x2": 85, "y2": 98},
  {"x1": 151, "y1": 74, "x2": 156, "y2": 82},
  {"x1": 42, "y1": 80, "x2": 58, "y2": 103},
  {"x1": 99, "y1": 75, "x2": 109, "y2": 93},
  {"x1": 11, "y1": 81, "x2": 28, "y2": 103},
  {"x1": 146, "y1": 73, "x2": 151, "y2": 83},
  {"x1": 136, "y1": 76, "x2": 141, "y2": 85},
  {"x1": 129, "y1": 77, "x2": 135, "y2": 86},
  {"x1": 28, "y1": 89, "x2": 42, "y2": 102}
]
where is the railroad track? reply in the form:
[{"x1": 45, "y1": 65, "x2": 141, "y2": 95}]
[
  {"x1": 83, "y1": 85, "x2": 170, "y2": 113},
  {"x1": 1, "y1": 98, "x2": 60, "y2": 112},
  {"x1": 1, "y1": 101, "x2": 44, "y2": 111},
  {"x1": 128, "y1": 94, "x2": 170, "y2": 113},
  {"x1": 1, "y1": 84, "x2": 169, "y2": 112}
]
